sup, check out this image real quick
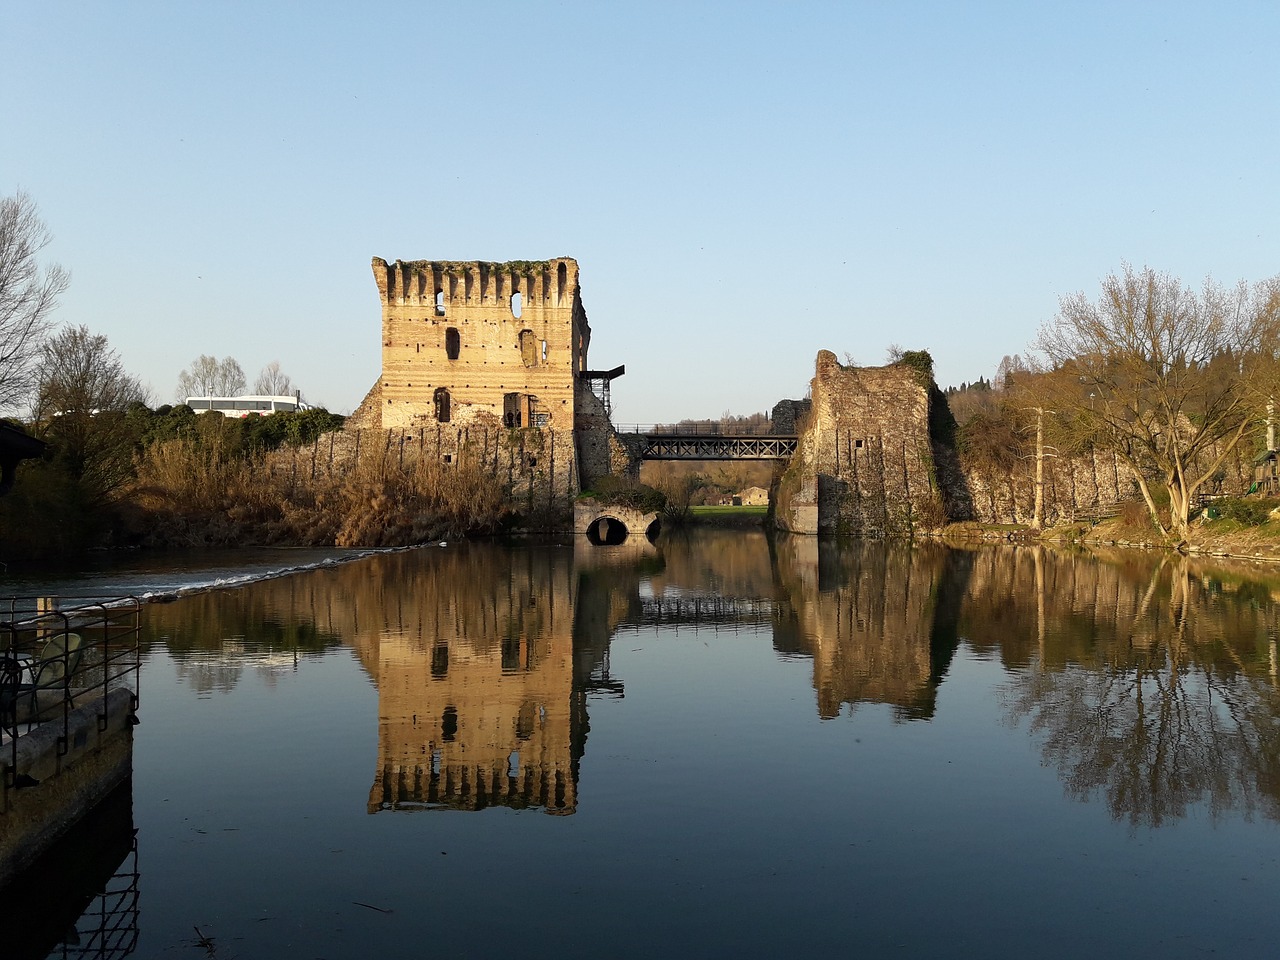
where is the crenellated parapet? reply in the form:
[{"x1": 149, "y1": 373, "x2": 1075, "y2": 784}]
[
  {"x1": 371, "y1": 257, "x2": 580, "y2": 312},
  {"x1": 358, "y1": 253, "x2": 623, "y2": 504}
]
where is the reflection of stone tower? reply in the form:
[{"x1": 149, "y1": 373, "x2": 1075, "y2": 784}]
[
  {"x1": 358, "y1": 547, "x2": 586, "y2": 814},
  {"x1": 370, "y1": 632, "x2": 581, "y2": 814},
  {"x1": 772, "y1": 537, "x2": 969, "y2": 719}
]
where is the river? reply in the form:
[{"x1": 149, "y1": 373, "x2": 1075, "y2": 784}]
[{"x1": 6, "y1": 530, "x2": 1280, "y2": 958}]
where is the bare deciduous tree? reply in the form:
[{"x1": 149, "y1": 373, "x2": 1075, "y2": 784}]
[
  {"x1": 253, "y1": 360, "x2": 293, "y2": 396},
  {"x1": 1035, "y1": 263, "x2": 1280, "y2": 540},
  {"x1": 176, "y1": 355, "x2": 245, "y2": 401},
  {"x1": 0, "y1": 191, "x2": 69, "y2": 411},
  {"x1": 995, "y1": 353, "x2": 1031, "y2": 390},
  {"x1": 35, "y1": 325, "x2": 148, "y2": 501}
]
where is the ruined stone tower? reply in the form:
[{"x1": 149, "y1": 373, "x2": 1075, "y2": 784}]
[
  {"x1": 352, "y1": 257, "x2": 622, "y2": 494},
  {"x1": 369, "y1": 257, "x2": 590, "y2": 432},
  {"x1": 774, "y1": 350, "x2": 949, "y2": 535}
]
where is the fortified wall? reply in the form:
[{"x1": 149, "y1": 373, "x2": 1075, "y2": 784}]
[
  {"x1": 774, "y1": 351, "x2": 952, "y2": 535},
  {"x1": 350, "y1": 257, "x2": 621, "y2": 495}
]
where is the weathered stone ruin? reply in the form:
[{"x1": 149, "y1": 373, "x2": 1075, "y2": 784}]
[
  {"x1": 771, "y1": 398, "x2": 812, "y2": 435},
  {"x1": 350, "y1": 257, "x2": 624, "y2": 496},
  {"x1": 774, "y1": 350, "x2": 963, "y2": 535}
]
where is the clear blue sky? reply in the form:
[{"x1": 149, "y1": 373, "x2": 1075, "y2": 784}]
[{"x1": 4, "y1": 1, "x2": 1278, "y2": 421}]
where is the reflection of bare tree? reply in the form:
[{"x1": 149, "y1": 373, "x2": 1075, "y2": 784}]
[
  {"x1": 1003, "y1": 551, "x2": 1280, "y2": 826},
  {"x1": 146, "y1": 579, "x2": 343, "y2": 695},
  {"x1": 170, "y1": 642, "x2": 303, "y2": 695}
]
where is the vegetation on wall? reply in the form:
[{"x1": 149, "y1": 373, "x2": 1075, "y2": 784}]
[{"x1": 583, "y1": 474, "x2": 666, "y2": 514}]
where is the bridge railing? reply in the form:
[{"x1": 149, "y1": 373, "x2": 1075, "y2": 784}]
[
  {"x1": 616, "y1": 423, "x2": 782, "y2": 436},
  {"x1": 1, "y1": 597, "x2": 142, "y2": 788}
]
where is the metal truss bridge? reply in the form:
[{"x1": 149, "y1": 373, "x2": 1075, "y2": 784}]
[
  {"x1": 629, "y1": 596, "x2": 791, "y2": 628},
  {"x1": 616, "y1": 425, "x2": 798, "y2": 461}
]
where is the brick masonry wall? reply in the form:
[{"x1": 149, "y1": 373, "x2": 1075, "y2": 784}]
[{"x1": 352, "y1": 256, "x2": 626, "y2": 504}]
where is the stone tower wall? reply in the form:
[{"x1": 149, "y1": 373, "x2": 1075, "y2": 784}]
[
  {"x1": 372, "y1": 257, "x2": 589, "y2": 435},
  {"x1": 356, "y1": 256, "x2": 609, "y2": 504},
  {"x1": 775, "y1": 350, "x2": 946, "y2": 535}
]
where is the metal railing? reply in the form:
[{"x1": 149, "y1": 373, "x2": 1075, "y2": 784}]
[
  {"x1": 1, "y1": 597, "x2": 142, "y2": 789},
  {"x1": 615, "y1": 422, "x2": 785, "y2": 437},
  {"x1": 46, "y1": 836, "x2": 140, "y2": 960}
]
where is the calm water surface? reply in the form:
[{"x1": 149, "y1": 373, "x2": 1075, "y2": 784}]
[{"x1": 11, "y1": 531, "x2": 1280, "y2": 958}]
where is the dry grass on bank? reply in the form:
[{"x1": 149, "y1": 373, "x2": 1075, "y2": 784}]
[{"x1": 131, "y1": 433, "x2": 513, "y2": 547}]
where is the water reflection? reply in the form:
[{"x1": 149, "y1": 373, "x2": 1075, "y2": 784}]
[
  {"x1": 0, "y1": 781, "x2": 138, "y2": 960},
  {"x1": 134, "y1": 533, "x2": 1280, "y2": 829},
  {"x1": 144, "y1": 580, "x2": 345, "y2": 695},
  {"x1": 987, "y1": 546, "x2": 1280, "y2": 826},
  {"x1": 772, "y1": 537, "x2": 970, "y2": 719},
  {"x1": 351, "y1": 548, "x2": 598, "y2": 814}
]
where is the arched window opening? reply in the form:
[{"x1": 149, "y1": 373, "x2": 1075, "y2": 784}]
[
  {"x1": 519, "y1": 329, "x2": 538, "y2": 367},
  {"x1": 557, "y1": 261, "x2": 567, "y2": 303},
  {"x1": 511, "y1": 291, "x2": 522, "y2": 318},
  {"x1": 445, "y1": 327, "x2": 460, "y2": 360},
  {"x1": 435, "y1": 288, "x2": 445, "y2": 317},
  {"x1": 434, "y1": 387, "x2": 451, "y2": 423}
]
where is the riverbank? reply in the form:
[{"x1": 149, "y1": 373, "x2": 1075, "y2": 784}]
[{"x1": 941, "y1": 514, "x2": 1280, "y2": 565}]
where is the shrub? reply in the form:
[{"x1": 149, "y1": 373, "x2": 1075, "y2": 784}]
[
  {"x1": 1119, "y1": 499, "x2": 1154, "y2": 530},
  {"x1": 585, "y1": 475, "x2": 666, "y2": 514},
  {"x1": 1211, "y1": 497, "x2": 1279, "y2": 526}
]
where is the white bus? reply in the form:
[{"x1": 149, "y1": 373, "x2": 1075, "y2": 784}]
[{"x1": 185, "y1": 395, "x2": 308, "y2": 417}]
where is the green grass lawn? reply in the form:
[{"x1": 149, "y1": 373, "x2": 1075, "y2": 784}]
[{"x1": 688, "y1": 505, "x2": 768, "y2": 518}]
